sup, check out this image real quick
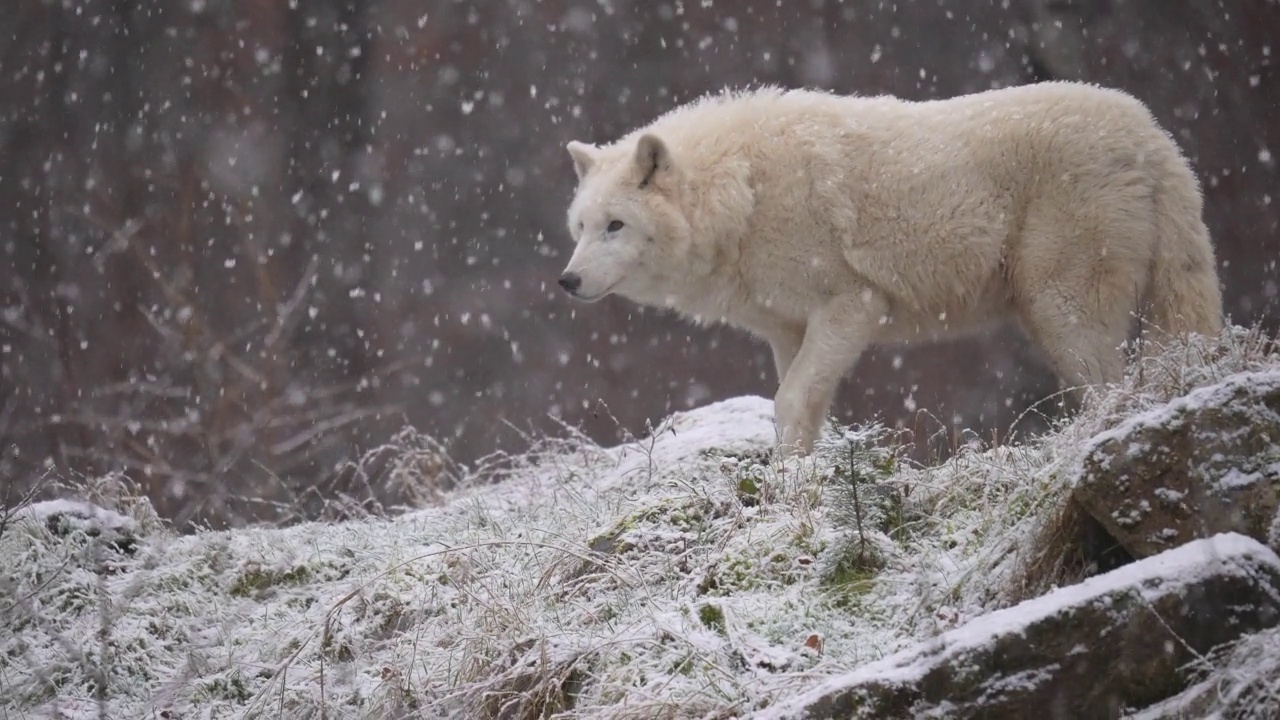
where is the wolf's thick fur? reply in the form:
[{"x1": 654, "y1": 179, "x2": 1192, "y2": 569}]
[{"x1": 560, "y1": 83, "x2": 1223, "y2": 453}]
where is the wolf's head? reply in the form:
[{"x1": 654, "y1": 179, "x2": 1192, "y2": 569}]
[{"x1": 559, "y1": 134, "x2": 697, "y2": 306}]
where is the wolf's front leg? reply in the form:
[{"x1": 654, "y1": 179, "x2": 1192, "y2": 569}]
[
  {"x1": 766, "y1": 326, "x2": 805, "y2": 386},
  {"x1": 774, "y1": 290, "x2": 887, "y2": 455}
]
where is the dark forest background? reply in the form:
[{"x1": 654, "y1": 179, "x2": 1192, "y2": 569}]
[{"x1": 2, "y1": 0, "x2": 1277, "y2": 528}]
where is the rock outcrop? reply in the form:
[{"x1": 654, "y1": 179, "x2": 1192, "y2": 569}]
[
  {"x1": 757, "y1": 534, "x2": 1280, "y2": 720},
  {"x1": 1075, "y1": 371, "x2": 1280, "y2": 558}
]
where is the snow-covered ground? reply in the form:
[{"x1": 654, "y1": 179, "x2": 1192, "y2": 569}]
[{"x1": 2, "y1": 327, "x2": 1278, "y2": 718}]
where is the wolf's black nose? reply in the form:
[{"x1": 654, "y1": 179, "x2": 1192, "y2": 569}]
[{"x1": 558, "y1": 273, "x2": 582, "y2": 295}]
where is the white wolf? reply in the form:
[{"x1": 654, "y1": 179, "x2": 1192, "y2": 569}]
[{"x1": 558, "y1": 83, "x2": 1223, "y2": 454}]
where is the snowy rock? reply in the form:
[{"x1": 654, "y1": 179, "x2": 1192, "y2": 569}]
[
  {"x1": 757, "y1": 534, "x2": 1280, "y2": 720},
  {"x1": 23, "y1": 498, "x2": 141, "y2": 555},
  {"x1": 1125, "y1": 625, "x2": 1280, "y2": 720},
  {"x1": 1075, "y1": 371, "x2": 1280, "y2": 558},
  {"x1": 24, "y1": 499, "x2": 136, "y2": 532}
]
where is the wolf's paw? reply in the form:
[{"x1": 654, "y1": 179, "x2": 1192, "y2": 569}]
[
  {"x1": 774, "y1": 396, "x2": 806, "y2": 455},
  {"x1": 775, "y1": 409, "x2": 818, "y2": 457},
  {"x1": 774, "y1": 389, "x2": 820, "y2": 456},
  {"x1": 778, "y1": 430, "x2": 817, "y2": 457}
]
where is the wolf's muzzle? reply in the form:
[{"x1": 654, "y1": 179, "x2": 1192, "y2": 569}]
[{"x1": 558, "y1": 273, "x2": 582, "y2": 296}]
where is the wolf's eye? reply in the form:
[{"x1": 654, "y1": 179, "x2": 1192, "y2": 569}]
[{"x1": 607, "y1": 220, "x2": 625, "y2": 233}]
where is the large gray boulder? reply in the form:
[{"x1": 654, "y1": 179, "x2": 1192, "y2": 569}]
[
  {"x1": 1125, "y1": 625, "x2": 1280, "y2": 720},
  {"x1": 756, "y1": 534, "x2": 1280, "y2": 720},
  {"x1": 1075, "y1": 371, "x2": 1280, "y2": 558}
]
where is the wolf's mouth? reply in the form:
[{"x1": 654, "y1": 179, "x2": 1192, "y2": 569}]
[
  {"x1": 561, "y1": 278, "x2": 616, "y2": 303},
  {"x1": 568, "y1": 289, "x2": 610, "y2": 303}
]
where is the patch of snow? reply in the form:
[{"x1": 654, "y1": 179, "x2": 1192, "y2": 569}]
[
  {"x1": 22, "y1": 499, "x2": 137, "y2": 533},
  {"x1": 1219, "y1": 466, "x2": 1265, "y2": 489}
]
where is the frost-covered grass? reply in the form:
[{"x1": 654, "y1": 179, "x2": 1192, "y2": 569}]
[{"x1": 2, "y1": 326, "x2": 1277, "y2": 719}]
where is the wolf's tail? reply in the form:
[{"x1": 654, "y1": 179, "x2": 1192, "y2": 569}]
[{"x1": 1140, "y1": 146, "x2": 1224, "y2": 350}]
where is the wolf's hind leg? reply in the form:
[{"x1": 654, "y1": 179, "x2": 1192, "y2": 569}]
[
  {"x1": 1019, "y1": 285, "x2": 1130, "y2": 396},
  {"x1": 775, "y1": 290, "x2": 887, "y2": 455}
]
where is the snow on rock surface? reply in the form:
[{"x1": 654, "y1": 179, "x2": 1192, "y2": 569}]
[
  {"x1": 1076, "y1": 370, "x2": 1280, "y2": 557},
  {"x1": 23, "y1": 499, "x2": 137, "y2": 534},
  {"x1": 756, "y1": 533, "x2": 1280, "y2": 720}
]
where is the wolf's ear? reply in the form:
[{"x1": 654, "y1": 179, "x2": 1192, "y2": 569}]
[
  {"x1": 634, "y1": 134, "x2": 671, "y2": 189},
  {"x1": 567, "y1": 141, "x2": 597, "y2": 181}
]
